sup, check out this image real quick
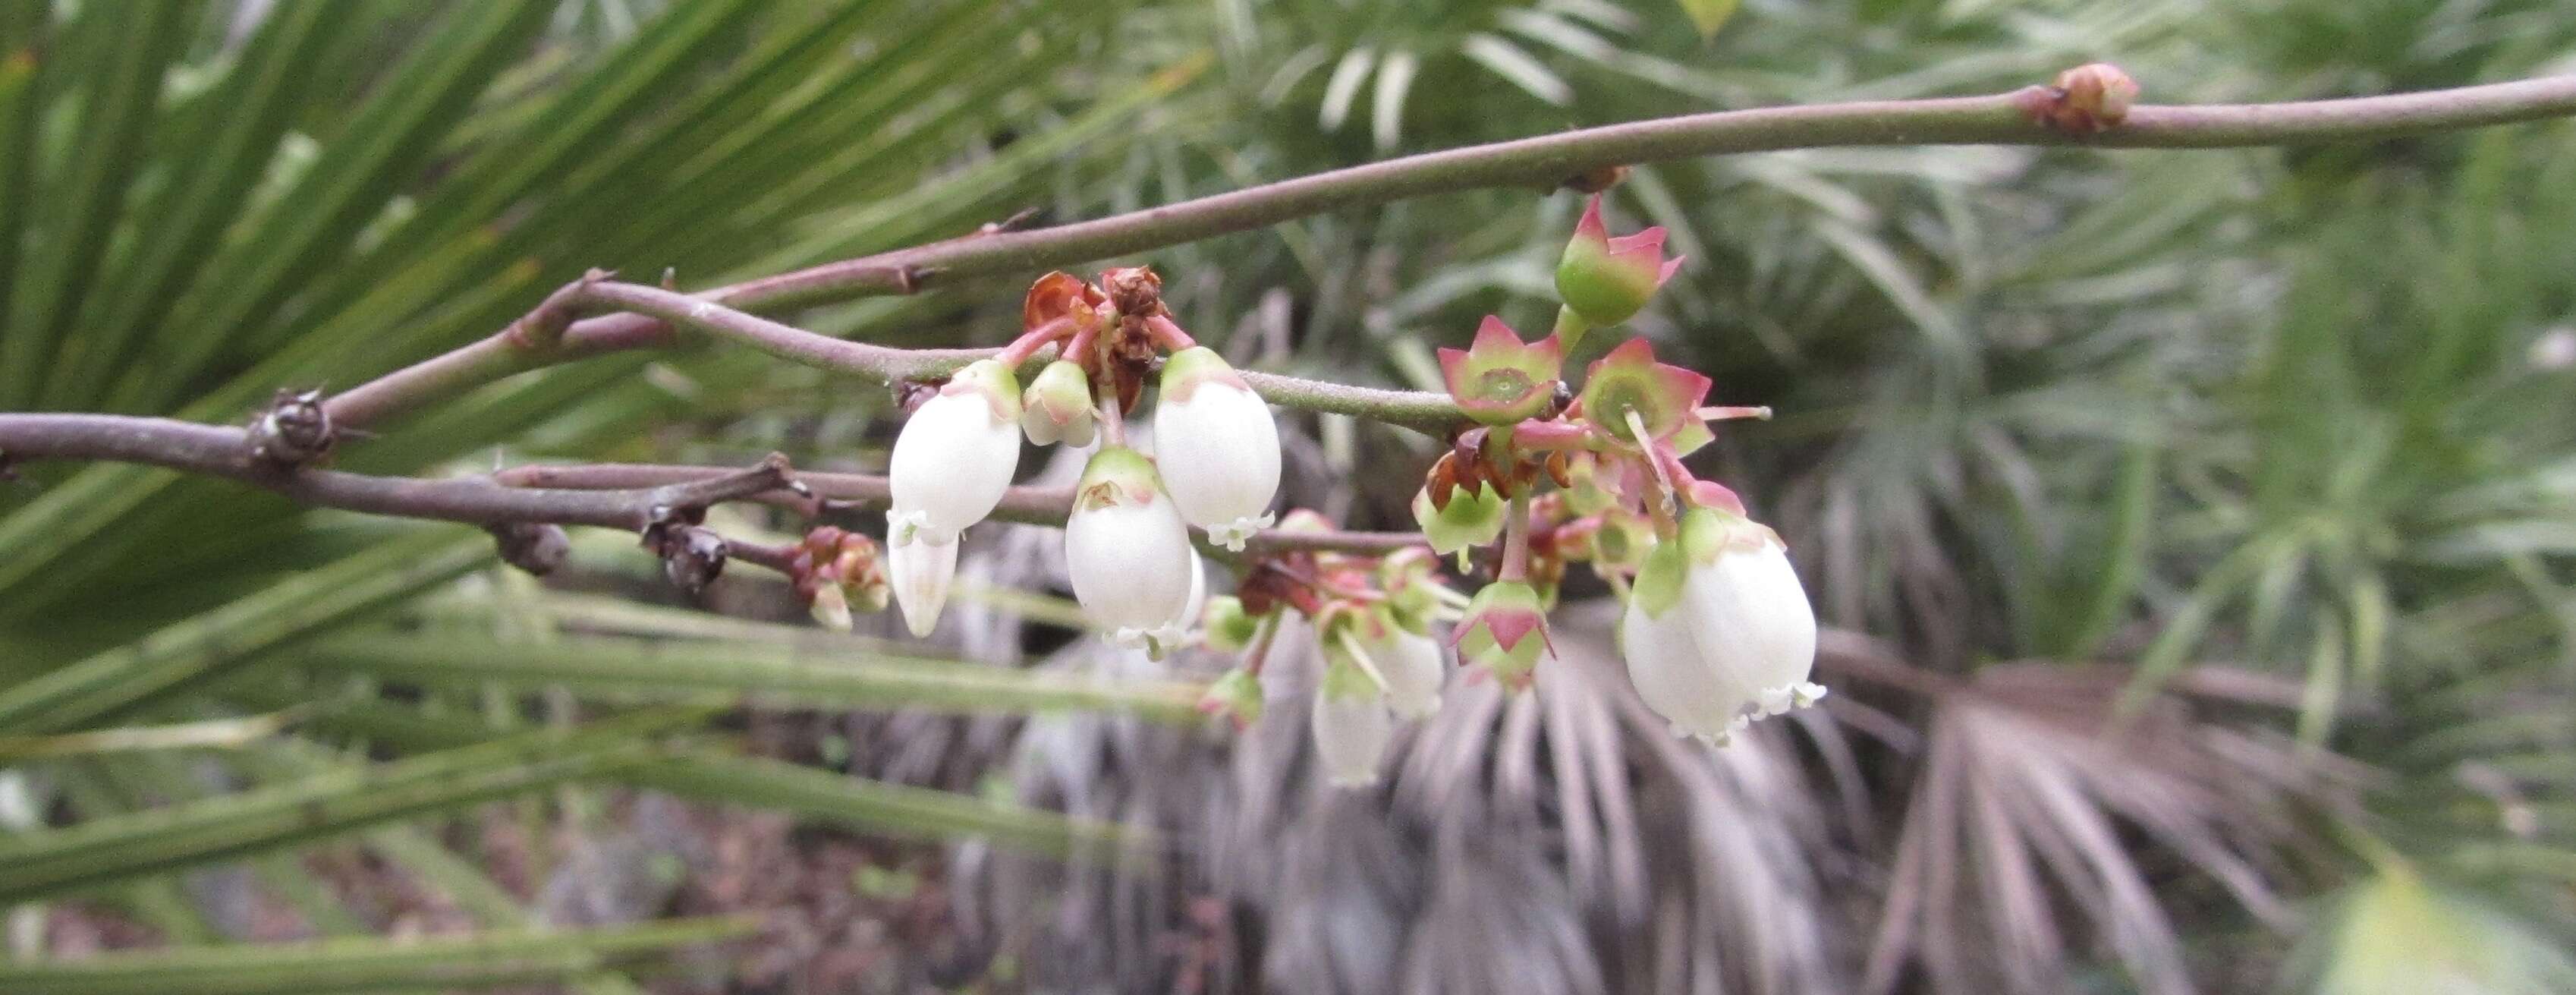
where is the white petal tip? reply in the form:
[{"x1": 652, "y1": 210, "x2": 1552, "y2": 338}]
[
  {"x1": 1327, "y1": 773, "x2": 1381, "y2": 789},
  {"x1": 897, "y1": 603, "x2": 942, "y2": 638},
  {"x1": 889, "y1": 509, "x2": 961, "y2": 548},
  {"x1": 1202, "y1": 512, "x2": 1274, "y2": 551},
  {"x1": 1757, "y1": 682, "x2": 1829, "y2": 716},
  {"x1": 1672, "y1": 723, "x2": 1731, "y2": 748}
]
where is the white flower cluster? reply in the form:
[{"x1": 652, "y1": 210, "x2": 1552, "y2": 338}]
[{"x1": 880, "y1": 348, "x2": 1280, "y2": 653}]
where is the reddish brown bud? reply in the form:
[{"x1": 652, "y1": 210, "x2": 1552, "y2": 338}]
[
  {"x1": 1099, "y1": 265, "x2": 1165, "y2": 316},
  {"x1": 1558, "y1": 164, "x2": 1630, "y2": 194},
  {"x1": 2027, "y1": 63, "x2": 2139, "y2": 134}
]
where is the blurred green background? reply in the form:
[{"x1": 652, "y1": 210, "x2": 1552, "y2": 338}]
[{"x1": 3, "y1": 0, "x2": 2574, "y2": 991}]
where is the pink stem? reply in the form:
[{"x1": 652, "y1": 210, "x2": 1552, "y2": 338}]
[
  {"x1": 1499, "y1": 493, "x2": 1533, "y2": 582},
  {"x1": 996, "y1": 315, "x2": 1074, "y2": 366},
  {"x1": 1143, "y1": 313, "x2": 1197, "y2": 350},
  {"x1": 1511, "y1": 418, "x2": 1596, "y2": 450}
]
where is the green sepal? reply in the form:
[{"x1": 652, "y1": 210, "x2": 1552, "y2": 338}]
[{"x1": 1632, "y1": 538, "x2": 1689, "y2": 619}]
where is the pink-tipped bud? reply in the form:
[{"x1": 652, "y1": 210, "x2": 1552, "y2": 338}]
[
  {"x1": 1454, "y1": 581, "x2": 1552, "y2": 691},
  {"x1": 1555, "y1": 196, "x2": 1683, "y2": 332},
  {"x1": 1199, "y1": 666, "x2": 1266, "y2": 729}
]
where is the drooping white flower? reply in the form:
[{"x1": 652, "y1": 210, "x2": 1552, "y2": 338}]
[
  {"x1": 885, "y1": 528, "x2": 958, "y2": 638},
  {"x1": 1064, "y1": 446, "x2": 1198, "y2": 655},
  {"x1": 1311, "y1": 657, "x2": 1393, "y2": 789},
  {"x1": 1618, "y1": 507, "x2": 1822, "y2": 745},
  {"x1": 1153, "y1": 346, "x2": 1279, "y2": 550},
  {"x1": 889, "y1": 359, "x2": 1022, "y2": 545},
  {"x1": 1359, "y1": 623, "x2": 1447, "y2": 719},
  {"x1": 1179, "y1": 551, "x2": 1209, "y2": 636}
]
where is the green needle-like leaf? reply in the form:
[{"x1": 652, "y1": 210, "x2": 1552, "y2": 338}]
[
  {"x1": 0, "y1": 529, "x2": 490, "y2": 735},
  {"x1": 0, "y1": 916, "x2": 761, "y2": 995},
  {"x1": 297, "y1": 631, "x2": 1209, "y2": 723},
  {"x1": 0, "y1": 0, "x2": 196, "y2": 409},
  {"x1": 0, "y1": 707, "x2": 708, "y2": 902},
  {"x1": 631, "y1": 751, "x2": 1149, "y2": 860}
]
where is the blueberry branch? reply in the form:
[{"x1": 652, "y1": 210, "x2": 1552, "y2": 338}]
[
  {"x1": 8, "y1": 66, "x2": 2574, "y2": 581},
  {"x1": 0, "y1": 413, "x2": 791, "y2": 532},
  {"x1": 316, "y1": 70, "x2": 2576, "y2": 435},
  {"x1": 0, "y1": 414, "x2": 1424, "y2": 557}
]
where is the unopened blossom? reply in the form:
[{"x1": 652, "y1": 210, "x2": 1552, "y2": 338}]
[
  {"x1": 810, "y1": 583, "x2": 854, "y2": 632},
  {"x1": 886, "y1": 528, "x2": 959, "y2": 638},
  {"x1": 1555, "y1": 194, "x2": 1683, "y2": 337},
  {"x1": 1153, "y1": 346, "x2": 1280, "y2": 549},
  {"x1": 795, "y1": 527, "x2": 890, "y2": 633},
  {"x1": 1455, "y1": 580, "x2": 1552, "y2": 690},
  {"x1": 1065, "y1": 446, "x2": 1199, "y2": 655},
  {"x1": 1020, "y1": 360, "x2": 1097, "y2": 446},
  {"x1": 1619, "y1": 507, "x2": 1821, "y2": 745},
  {"x1": 1199, "y1": 666, "x2": 1266, "y2": 729},
  {"x1": 1311, "y1": 657, "x2": 1393, "y2": 789},
  {"x1": 889, "y1": 358, "x2": 1022, "y2": 545}
]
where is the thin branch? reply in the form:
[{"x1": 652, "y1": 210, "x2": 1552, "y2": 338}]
[
  {"x1": 687, "y1": 75, "x2": 2576, "y2": 302},
  {"x1": 496, "y1": 461, "x2": 1425, "y2": 554},
  {"x1": 493, "y1": 461, "x2": 1077, "y2": 527},
  {"x1": 319, "y1": 73, "x2": 2576, "y2": 433},
  {"x1": 0, "y1": 415, "x2": 1423, "y2": 556},
  {"x1": 0, "y1": 414, "x2": 791, "y2": 531}
]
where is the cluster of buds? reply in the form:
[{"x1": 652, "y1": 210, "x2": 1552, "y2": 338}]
[
  {"x1": 1197, "y1": 513, "x2": 1464, "y2": 788},
  {"x1": 788, "y1": 526, "x2": 891, "y2": 631},
  {"x1": 879, "y1": 267, "x2": 1282, "y2": 652},
  {"x1": 1402, "y1": 194, "x2": 1823, "y2": 748}
]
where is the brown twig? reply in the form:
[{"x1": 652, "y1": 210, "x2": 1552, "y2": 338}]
[
  {"x1": 0, "y1": 414, "x2": 794, "y2": 532},
  {"x1": 318, "y1": 72, "x2": 2576, "y2": 434},
  {"x1": 0, "y1": 414, "x2": 1425, "y2": 556}
]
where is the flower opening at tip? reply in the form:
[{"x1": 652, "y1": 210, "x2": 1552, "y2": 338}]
[{"x1": 1205, "y1": 511, "x2": 1275, "y2": 552}]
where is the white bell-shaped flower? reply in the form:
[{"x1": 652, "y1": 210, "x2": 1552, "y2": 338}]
[
  {"x1": 1179, "y1": 551, "x2": 1209, "y2": 634},
  {"x1": 1619, "y1": 507, "x2": 1823, "y2": 745},
  {"x1": 889, "y1": 359, "x2": 1022, "y2": 545},
  {"x1": 1152, "y1": 347, "x2": 1279, "y2": 550},
  {"x1": 885, "y1": 528, "x2": 958, "y2": 638},
  {"x1": 1311, "y1": 657, "x2": 1393, "y2": 789},
  {"x1": 1064, "y1": 446, "x2": 1198, "y2": 654},
  {"x1": 1362, "y1": 623, "x2": 1447, "y2": 719}
]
